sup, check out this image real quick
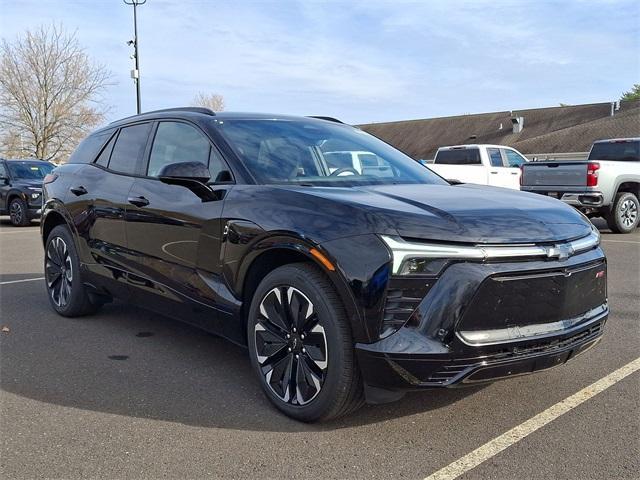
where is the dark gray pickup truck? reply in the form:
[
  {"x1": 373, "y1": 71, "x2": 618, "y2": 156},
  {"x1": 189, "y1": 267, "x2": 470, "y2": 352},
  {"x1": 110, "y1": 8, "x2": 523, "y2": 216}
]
[{"x1": 521, "y1": 138, "x2": 640, "y2": 233}]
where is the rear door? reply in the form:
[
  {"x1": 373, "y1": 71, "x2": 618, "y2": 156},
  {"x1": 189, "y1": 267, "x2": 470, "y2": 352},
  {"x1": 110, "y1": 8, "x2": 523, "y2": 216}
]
[
  {"x1": 431, "y1": 148, "x2": 487, "y2": 184},
  {"x1": 63, "y1": 123, "x2": 151, "y2": 297},
  {"x1": 124, "y1": 120, "x2": 232, "y2": 325}
]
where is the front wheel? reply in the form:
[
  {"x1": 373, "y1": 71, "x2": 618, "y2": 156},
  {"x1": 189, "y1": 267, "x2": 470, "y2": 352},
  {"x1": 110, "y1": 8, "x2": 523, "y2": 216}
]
[
  {"x1": 9, "y1": 197, "x2": 31, "y2": 226},
  {"x1": 247, "y1": 263, "x2": 364, "y2": 422},
  {"x1": 606, "y1": 192, "x2": 639, "y2": 233}
]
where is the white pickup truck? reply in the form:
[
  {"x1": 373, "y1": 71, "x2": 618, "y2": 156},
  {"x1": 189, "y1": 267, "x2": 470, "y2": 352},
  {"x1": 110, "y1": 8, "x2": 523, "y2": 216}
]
[
  {"x1": 521, "y1": 138, "x2": 640, "y2": 233},
  {"x1": 427, "y1": 144, "x2": 528, "y2": 190}
]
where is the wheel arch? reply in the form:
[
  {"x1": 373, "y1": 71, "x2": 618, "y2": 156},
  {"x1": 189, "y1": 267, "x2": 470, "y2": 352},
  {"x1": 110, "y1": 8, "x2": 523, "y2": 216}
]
[
  {"x1": 41, "y1": 203, "x2": 75, "y2": 246},
  {"x1": 615, "y1": 181, "x2": 640, "y2": 198},
  {"x1": 235, "y1": 235, "x2": 363, "y2": 344}
]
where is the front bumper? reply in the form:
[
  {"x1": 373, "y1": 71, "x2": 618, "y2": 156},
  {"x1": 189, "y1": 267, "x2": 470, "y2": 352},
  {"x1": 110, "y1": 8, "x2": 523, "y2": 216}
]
[
  {"x1": 356, "y1": 308, "x2": 606, "y2": 390},
  {"x1": 355, "y1": 247, "x2": 608, "y2": 392}
]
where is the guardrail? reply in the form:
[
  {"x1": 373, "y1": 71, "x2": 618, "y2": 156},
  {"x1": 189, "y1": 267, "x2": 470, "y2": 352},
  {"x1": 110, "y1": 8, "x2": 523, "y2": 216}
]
[{"x1": 526, "y1": 152, "x2": 589, "y2": 162}]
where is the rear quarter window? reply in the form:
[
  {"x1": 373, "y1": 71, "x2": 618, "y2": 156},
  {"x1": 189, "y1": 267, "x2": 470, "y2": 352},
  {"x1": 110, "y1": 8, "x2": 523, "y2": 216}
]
[
  {"x1": 67, "y1": 130, "x2": 115, "y2": 164},
  {"x1": 108, "y1": 123, "x2": 152, "y2": 175},
  {"x1": 434, "y1": 148, "x2": 481, "y2": 165},
  {"x1": 588, "y1": 141, "x2": 640, "y2": 162}
]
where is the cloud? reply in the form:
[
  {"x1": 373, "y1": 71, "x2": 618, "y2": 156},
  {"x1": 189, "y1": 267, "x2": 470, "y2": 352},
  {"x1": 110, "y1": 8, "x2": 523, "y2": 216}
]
[{"x1": 1, "y1": 0, "x2": 638, "y2": 124}]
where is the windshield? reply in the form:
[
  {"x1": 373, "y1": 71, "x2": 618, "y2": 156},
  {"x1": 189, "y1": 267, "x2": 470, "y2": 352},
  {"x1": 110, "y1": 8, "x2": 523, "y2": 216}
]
[
  {"x1": 588, "y1": 141, "x2": 639, "y2": 162},
  {"x1": 215, "y1": 119, "x2": 448, "y2": 186},
  {"x1": 7, "y1": 161, "x2": 54, "y2": 180}
]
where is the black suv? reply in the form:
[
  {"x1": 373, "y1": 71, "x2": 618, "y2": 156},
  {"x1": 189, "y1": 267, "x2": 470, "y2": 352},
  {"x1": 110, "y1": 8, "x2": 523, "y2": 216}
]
[
  {"x1": 41, "y1": 108, "x2": 607, "y2": 421},
  {"x1": 1, "y1": 158, "x2": 54, "y2": 226}
]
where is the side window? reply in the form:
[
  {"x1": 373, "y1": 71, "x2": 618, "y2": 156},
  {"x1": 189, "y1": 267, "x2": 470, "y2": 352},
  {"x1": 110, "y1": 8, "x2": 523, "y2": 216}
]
[
  {"x1": 487, "y1": 148, "x2": 504, "y2": 167},
  {"x1": 358, "y1": 152, "x2": 394, "y2": 177},
  {"x1": 324, "y1": 152, "x2": 354, "y2": 171},
  {"x1": 94, "y1": 133, "x2": 117, "y2": 167},
  {"x1": 434, "y1": 149, "x2": 481, "y2": 165},
  {"x1": 0, "y1": 162, "x2": 7, "y2": 179},
  {"x1": 108, "y1": 123, "x2": 152, "y2": 175},
  {"x1": 503, "y1": 149, "x2": 527, "y2": 167},
  {"x1": 148, "y1": 122, "x2": 211, "y2": 177},
  {"x1": 208, "y1": 147, "x2": 232, "y2": 182},
  {"x1": 67, "y1": 131, "x2": 112, "y2": 164}
]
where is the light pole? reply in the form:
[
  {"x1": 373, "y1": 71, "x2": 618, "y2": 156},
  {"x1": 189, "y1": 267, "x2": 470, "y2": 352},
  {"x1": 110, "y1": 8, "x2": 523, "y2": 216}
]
[{"x1": 124, "y1": 0, "x2": 146, "y2": 114}]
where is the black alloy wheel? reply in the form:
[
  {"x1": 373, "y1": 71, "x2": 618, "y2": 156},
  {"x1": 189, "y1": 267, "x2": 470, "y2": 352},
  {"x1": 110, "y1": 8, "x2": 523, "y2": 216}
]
[
  {"x1": 46, "y1": 235, "x2": 74, "y2": 308},
  {"x1": 44, "y1": 225, "x2": 101, "y2": 317},
  {"x1": 247, "y1": 263, "x2": 364, "y2": 422},
  {"x1": 9, "y1": 197, "x2": 30, "y2": 226},
  {"x1": 254, "y1": 286, "x2": 328, "y2": 406}
]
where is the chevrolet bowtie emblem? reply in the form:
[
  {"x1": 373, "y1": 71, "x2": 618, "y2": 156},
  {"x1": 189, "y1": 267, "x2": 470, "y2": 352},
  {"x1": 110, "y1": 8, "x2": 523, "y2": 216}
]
[{"x1": 546, "y1": 244, "x2": 575, "y2": 261}]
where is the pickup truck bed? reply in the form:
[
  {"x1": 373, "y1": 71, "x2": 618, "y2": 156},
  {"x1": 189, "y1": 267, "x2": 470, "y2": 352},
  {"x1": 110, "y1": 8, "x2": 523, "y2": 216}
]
[{"x1": 521, "y1": 138, "x2": 640, "y2": 233}]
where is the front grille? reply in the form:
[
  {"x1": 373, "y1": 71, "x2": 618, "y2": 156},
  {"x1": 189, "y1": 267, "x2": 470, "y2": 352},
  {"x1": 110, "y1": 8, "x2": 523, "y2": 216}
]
[
  {"x1": 381, "y1": 278, "x2": 434, "y2": 336},
  {"x1": 459, "y1": 260, "x2": 607, "y2": 333},
  {"x1": 426, "y1": 320, "x2": 604, "y2": 385}
]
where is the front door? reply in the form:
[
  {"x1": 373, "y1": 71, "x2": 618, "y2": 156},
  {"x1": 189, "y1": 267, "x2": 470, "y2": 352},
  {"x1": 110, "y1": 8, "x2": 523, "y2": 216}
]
[
  {"x1": 486, "y1": 147, "x2": 514, "y2": 189},
  {"x1": 124, "y1": 120, "x2": 232, "y2": 329}
]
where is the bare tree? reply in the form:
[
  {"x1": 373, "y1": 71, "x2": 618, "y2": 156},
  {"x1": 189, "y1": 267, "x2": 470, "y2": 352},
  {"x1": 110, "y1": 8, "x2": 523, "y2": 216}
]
[
  {"x1": 191, "y1": 92, "x2": 225, "y2": 111},
  {"x1": 0, "y1": 25, "x2": 111, "y2": 162}
]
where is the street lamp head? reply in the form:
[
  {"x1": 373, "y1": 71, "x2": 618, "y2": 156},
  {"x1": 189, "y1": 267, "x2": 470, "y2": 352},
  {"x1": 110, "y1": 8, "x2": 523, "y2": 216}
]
[{"x1": 123, "y1": 0, "x2": 147, "y2": 5}]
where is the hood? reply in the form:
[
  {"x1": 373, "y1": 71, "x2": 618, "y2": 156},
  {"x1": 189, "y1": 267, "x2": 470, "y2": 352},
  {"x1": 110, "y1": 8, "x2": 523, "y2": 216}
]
[
  {"x1": 295, "y1": 183, "x2": 592, "y2": 244},
  {"x1": 12, "y1": 179, "x2": 43, "y2": 189}
]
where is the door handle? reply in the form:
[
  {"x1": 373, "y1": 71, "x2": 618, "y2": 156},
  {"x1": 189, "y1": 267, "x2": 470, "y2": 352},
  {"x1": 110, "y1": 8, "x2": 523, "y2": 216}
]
[
  {"x1": 490, "y1": 171, "x2": 498, "y2": 174},
  {"x1": 70, "y1": 185, "x2": 88, "y2": 196},
  {"x1": 128, "y1": 196, "x2": 150, "y2": 208},
  {"x1": 511, "y1": 171, "x2": 519, "y2": 175}
]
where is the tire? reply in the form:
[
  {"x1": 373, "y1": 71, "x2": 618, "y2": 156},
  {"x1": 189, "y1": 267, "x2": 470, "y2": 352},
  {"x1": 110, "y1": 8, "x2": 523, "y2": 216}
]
[
  {"x1": 44, "y1": 225, "x2": 101, "y2": 317},
  {"x1": 606, "y1": 192, "x2": 639, "y2": 234},
  {"x1": 247, "y1": 263, "x2": 364, "y2": 422},
  {"x1": 9, "y1": 197, "x2": 30, "y2": 227}
]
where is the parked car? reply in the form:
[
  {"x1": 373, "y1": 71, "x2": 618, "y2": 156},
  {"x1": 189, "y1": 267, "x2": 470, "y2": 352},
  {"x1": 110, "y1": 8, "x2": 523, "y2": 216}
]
[
  {"x1": 0, "y1": 158, "x2": 54, "y2": 226},
  {"x1": 41, "y1": 108, "x2": 607, "y2": 422},
  {"x1": 428, "y1": 144, "x2": 529, "y2": 190},
  {"x1": 521, "y1": 138, "x2": 640, "y2": 233}
]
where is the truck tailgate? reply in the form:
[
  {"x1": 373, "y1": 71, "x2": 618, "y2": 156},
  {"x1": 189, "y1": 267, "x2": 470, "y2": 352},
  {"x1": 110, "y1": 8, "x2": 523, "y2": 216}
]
[{"x1": 522, "y1": 162, "x2": 587, "y2": 187}]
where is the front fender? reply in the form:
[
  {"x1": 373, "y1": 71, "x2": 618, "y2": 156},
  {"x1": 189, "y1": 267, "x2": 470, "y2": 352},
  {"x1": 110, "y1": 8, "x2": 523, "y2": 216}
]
[{"x1": 222, "y1": 221, "x2": 370, "y2": 343}]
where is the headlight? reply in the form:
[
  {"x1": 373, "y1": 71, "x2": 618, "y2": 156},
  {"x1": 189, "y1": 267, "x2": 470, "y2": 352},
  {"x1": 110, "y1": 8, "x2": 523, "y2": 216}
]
[
  {"x1": 31, "y1": 192, "x2": 40, "y2": 199},
  {"x1": 380, "y1": 229, "x2": 600, "y2": 276}
]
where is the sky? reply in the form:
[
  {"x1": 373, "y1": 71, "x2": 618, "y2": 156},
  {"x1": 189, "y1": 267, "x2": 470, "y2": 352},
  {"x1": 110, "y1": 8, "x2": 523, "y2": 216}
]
[{"x1": 1, "y1": 0, "x2": 639, "y2": 125}]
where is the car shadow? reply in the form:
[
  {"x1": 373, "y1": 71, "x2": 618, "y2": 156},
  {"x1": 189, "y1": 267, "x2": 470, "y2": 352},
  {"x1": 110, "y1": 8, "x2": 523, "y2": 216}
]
[{"x1": 0, "y1": 291, "x2": 485, "y2": 432}]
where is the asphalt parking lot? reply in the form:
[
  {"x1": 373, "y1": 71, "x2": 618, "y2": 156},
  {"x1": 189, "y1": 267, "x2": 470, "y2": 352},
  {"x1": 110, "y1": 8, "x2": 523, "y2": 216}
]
[{"x1": 0, "y1": 217, "x2": 638, "y2": 479}]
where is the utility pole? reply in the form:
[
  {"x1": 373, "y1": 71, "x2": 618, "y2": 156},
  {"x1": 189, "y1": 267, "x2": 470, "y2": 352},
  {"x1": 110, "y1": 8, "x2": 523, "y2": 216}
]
[{"x1": 124, "y1": 0, "x2": 146, "y2": 114}]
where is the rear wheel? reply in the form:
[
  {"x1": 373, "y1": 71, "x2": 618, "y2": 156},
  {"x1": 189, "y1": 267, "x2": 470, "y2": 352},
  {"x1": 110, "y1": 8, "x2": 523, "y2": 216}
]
[
  {"x1": 9, "y1": 197, "x2": 30, "y2": 226},
  {"x1": 45, "y1": 225, "x2": 101, "y2": 317},
  {"x1": 247, "y1": 263, "x2": 364, "y2": 422},
  {"x1": 606, "y1": 192, "x2": 639, "y2": 233}
]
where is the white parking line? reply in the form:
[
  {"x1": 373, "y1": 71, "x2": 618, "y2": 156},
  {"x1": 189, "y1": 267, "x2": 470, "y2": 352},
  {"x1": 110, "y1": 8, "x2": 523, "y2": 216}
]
[
  {"x1": 0, "y1": 277, "x2": 44, "y2": 285},
  {"x1": 424, "y1": 357, "x2": 640, "y2": 480}
]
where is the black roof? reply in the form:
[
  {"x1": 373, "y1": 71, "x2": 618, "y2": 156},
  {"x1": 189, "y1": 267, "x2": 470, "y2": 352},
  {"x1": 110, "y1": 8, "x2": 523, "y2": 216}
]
[{"x1": 102, "y1": 108, "x2": 345, "y2": 133}]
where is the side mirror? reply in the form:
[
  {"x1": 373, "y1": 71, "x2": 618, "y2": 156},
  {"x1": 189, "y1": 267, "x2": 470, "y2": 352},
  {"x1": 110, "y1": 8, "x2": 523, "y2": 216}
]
[
  {"x1": 157, "y1": 161, "x2": 220, "y2": 202},
  {"x1": 157, "y1": 161, "x2": 211, "y2": 184}
]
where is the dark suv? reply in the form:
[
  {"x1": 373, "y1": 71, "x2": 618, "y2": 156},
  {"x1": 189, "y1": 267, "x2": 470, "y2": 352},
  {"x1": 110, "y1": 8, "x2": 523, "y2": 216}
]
[
  {"x1": 1, "y1": 158, "x2": 54, "y2": 226},
  {"x1": 41, "y1": 108, "x2": 608, "y2": 421}
]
